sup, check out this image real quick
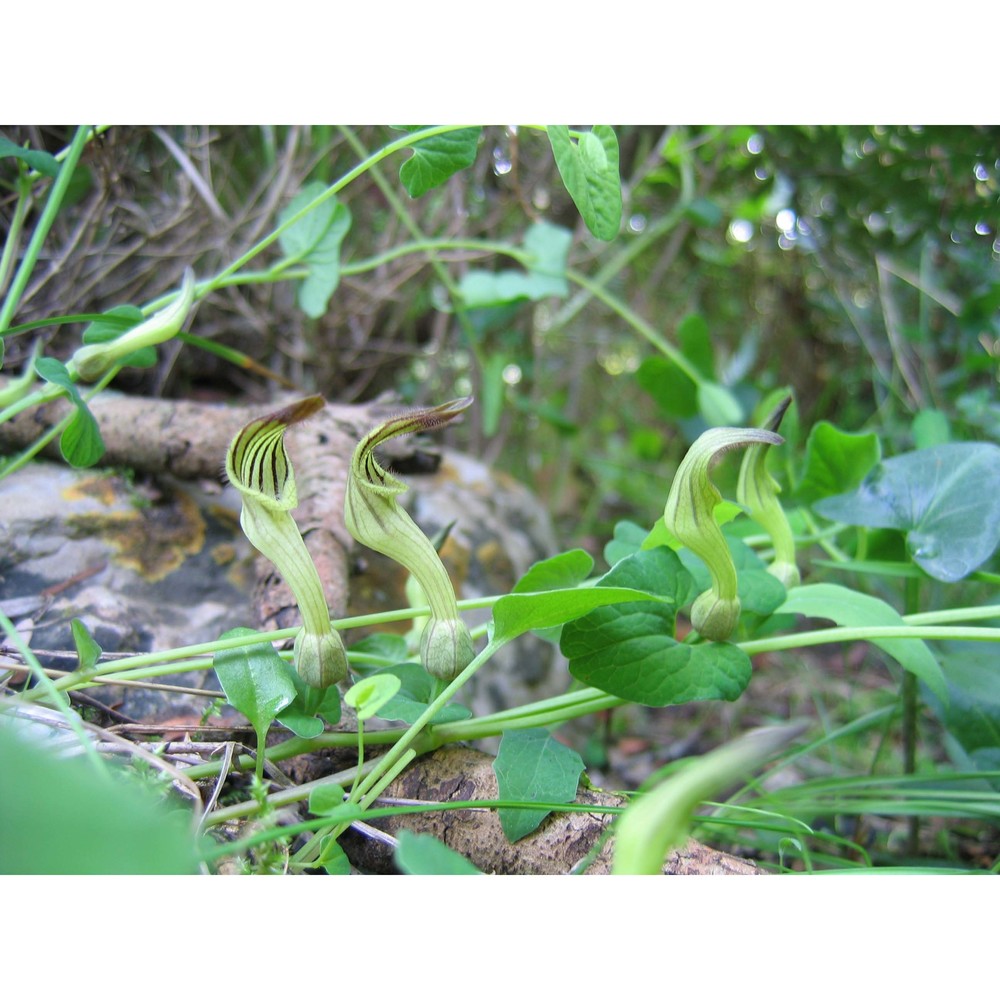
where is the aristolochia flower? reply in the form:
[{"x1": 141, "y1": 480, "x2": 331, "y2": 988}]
[
  {"x1": 664, "y1": 425, "x2": 783, "y2": 641},
  {"x1": 345, "y1": 398, "x2": 474, "y2": 682},
  {"x1": 226, "y1": 396, "x2": 348, "y2": 688},
  {"x1": 71, "y1": 269, "x2": 196, "y2": 382},
  {"x1": 736, "y1": 396, "x2": 800, "y2": 589}
]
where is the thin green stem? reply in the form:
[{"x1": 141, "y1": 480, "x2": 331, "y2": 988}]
[
  {"x1": 341, "y1": 238, "x2": 530, "y2": 276},
  {"x1": 0, "y1": 609, "x2": 106, "y2": 775},
  {"x1": 434, "y1": 687, "x2": 623, "y2": 743},
  {"x1": 903, "y1": 605, "x2": 1000, "y2": 626},
  {"x1": 253, "y1": 727, "x2": 266, "y2": 783},
  {"x1": 0, "y1": 126, "x2": 92, "y2": 333},
  {"x1": 0, "y1": 364, "x2": 119, "y2": 479},
  {"x1": 349, "y1": 720, "x2": 365, "y2": 801},
  {"x1": 739, "y1": 624, "x2": 1000, "y2": 657},
  {"x1": 199, "y1": 126, "x2": 468, "y2": 298},
  {"x1": 349, "y1": 639, "x2": 503, "y2": 805},
  {"x1": 902, "y1": 575, "x2": 921, "y2": 855},
  {"x1": 0, "y1": 172, "x2": 31, "y2": 298},
  {"x1": 296, "y1": 747, "x2": 419, "y2": 867},
  {"x1": 566, "y1": 267, "x2": 701, "y2": 383},
  {"x1": 337, "y1": 126, "x2": 490, "y2": 419},
  {"x1": 0, "y1": 379, "x2": 62, "y2": 426},
  {"x1": 25, "y1": 598, "x2": 501, "y2": 698},
  {"x1": 203, "y1": 797, "x2": 624, "y2": 867}
]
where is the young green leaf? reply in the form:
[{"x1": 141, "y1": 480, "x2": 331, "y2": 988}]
[
  {"x1": 491, "y1": 584, "x2": 665, "y2": 646},
  {"x1": 59, "y1": 404, "x2": 105, "y2": 468},
  {"x1": 676, "y1": 313, "x2": 716, "y2": 378},
  {"x1": 318, "y1": 840, "x2": 352, "y2": 876},
  {"x1": 70, "y1": 618, "x2": 102, "y2": 672},
  {"x1": 796, "y1": 421, "x2": 881, "y2": 504},
  {"x1": 398, "y1": 127, "x2": 481, "y2": 198},
  {"x1": 696, "y1": 380, "x2": 744, "y2": 426},
  {"x1": 604, "y1": 520, "x2": 654, "y2": 565},
  {"x1": 0, "y1": 135, "x2": 61, "y2": 177},
  {"x1": 912, "y1": 409, "x2": 950, "y2": 449},
  {"x1": 565, "y1": 606, "x2": 752, "y2": 706},
  {"x1": 561, "y1": 548, "x2": 750, "y2": 705},
  {"x1": 512, "y1": 549, "x2": 595, "y2": 594},
  {"x1": 213, "y1": 627, "x2": 296, "y2": 735},
  {"x1": 395, "y1": 831, "x2": 484, "y2": 875},
  {"x1": 815, "y1": 442, "x2": 1000, "y2": 582},
  {"x1": 778, "y1": 583, "x2": 947, "y2": 703},
  {"x1": 275, "y1": 659, "x2": 342, "y2": 738},
  {"x1": 636, "y1": 354, "x2": 699, "y2": 419},
  {"x1": 278, "y1": 182, "x2": 352, "y2": 319},
  {"x1": 344, "y1": 674, "x2": 402, "y2": 722},
  {"x1": 33, "y1": 356, "x2": 105, "y2": 467},
  {"x1": 458, "y1": 221, "x2": 572, "y2": 309},
  {"x1": 548, "y1": 125, "x2": 622, "y2": 241},
  {"x1": 347, "y1": 633, "x2": 411, "y2": 675},
  {"x1": 372, "y1": 663, "x2": 471, "y2": 726},
  {"x1": 493, "y1": 728, "x2": 585, "y2": 843},
  {"x1": 308, "y1": 783, "x2": 348, "y2": 816}
]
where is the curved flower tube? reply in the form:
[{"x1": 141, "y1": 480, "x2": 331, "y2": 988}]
[
  {"x1": 344, "y1": 397, "x2": 474, "y2": 681},
  {"x1": 664, "y1": 425, "x2": 783, "y2": 641},
  {"x1": 736, "y1": 396, "x2": 800, "y2": 589},
  {"x1": 226, "y1": 395, "x2": 348, "y2": 688}
]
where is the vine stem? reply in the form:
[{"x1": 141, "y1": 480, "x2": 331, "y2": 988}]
[
  {"x1": 902, "y1": 575, "x2": 921, "y2": 855},
  {"x1": 0, "y1": 126, "x2": 94, "y2": 333},
  {"x1": 350, "y1": 638, "x2": 504, "y2": 805}
]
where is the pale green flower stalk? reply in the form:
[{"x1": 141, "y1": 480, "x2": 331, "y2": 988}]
[
  {"x1": 226, "y1": 396, "x2": 348, "y2": 688},
  {"x1": 664, "y1": 426, "x2": 783, "y2": 641},
  {"x1": 345, "y1": 397, "x2": 474, "y2": 682},
  {"x1": 736, "y1": 396, "x2": 800, "y2": 589},
  {"x1": 70, "y1": 269, "x2": 196, "y2": 381}
]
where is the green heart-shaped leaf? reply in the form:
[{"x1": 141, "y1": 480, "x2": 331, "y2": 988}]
[{"x1": 815, "y1": 443, "x2": 1000, "y2": 582}]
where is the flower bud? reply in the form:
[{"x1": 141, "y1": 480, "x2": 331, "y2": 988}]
[
  {"x1": 664, "y1": 426, "x2": 782, "y2": 641},
  {"x1": 420, "y1": 615, "x2": 476, "y2": 682},
  {"x1": 294, "y1": 627, "x2": 350, "y2": 689},
  {"x1": 71, "y1": 269, "x2": 196, "y2": 381},
  {"x1": 690, "y1": 591, "x2": 742, "y2": 643}
]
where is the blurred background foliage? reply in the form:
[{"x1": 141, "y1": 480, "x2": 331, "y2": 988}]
[{"x1": 3, "y1": 125, "x2": 998, "y2": 544}]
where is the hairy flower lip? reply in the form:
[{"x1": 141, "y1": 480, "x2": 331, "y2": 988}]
[
  {"x1": 352, "y1": 396, "x2": 474, "y2": 496},
  {"x1": 225, "y1": 394, "x2": 325, "y2": 510},
  {"x1": 420, "y1": 615, "x2": 475, "y2": 682}
]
